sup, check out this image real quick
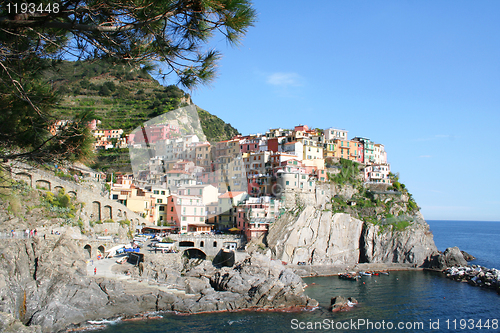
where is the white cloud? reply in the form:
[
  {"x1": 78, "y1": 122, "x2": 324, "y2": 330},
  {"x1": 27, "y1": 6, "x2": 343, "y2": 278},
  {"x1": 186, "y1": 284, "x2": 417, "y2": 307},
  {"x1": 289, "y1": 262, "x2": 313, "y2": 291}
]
[{"x1": 266, "y1": 72, "x2": 304, "y2": 87}]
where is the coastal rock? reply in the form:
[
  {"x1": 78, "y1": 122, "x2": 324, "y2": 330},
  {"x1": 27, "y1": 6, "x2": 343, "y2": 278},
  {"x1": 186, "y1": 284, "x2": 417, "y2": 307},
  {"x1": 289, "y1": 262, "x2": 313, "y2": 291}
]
[
  {"x1": 444, "y1": 265, "x2": 500, "y2": 291},
  {"x1": 266, "y1": 192, "x2": 437, "y2": 268},
  {"x1": 461, "y1": 250, "x2": 476, "y2": 261},
  {"x1": 330, "y1": 296, "x2": 358, "y2": 312},
  {"x1": 266, "y1": 210, "x2": 363, "y2": 265},
  {"x1": 360, "y1": 219, "x2": 438, "y2": 267},
  {"x1": 208, "y1": 253, "x2": 317, "y2": 309},
  {"x1": 443, "y1": 247, "x2": 468, "y2": 267},
  {"x1": 0, "y1": 311, "x2": 41, "y2": 333},
  {"x1": 428, "y1": 247, "x2": 469, "y2": 270}
]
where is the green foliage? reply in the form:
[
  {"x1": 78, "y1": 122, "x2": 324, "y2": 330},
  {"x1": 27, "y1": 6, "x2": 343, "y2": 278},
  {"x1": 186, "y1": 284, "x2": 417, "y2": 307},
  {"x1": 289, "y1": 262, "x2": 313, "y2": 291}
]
[
  {"x1": 1, "y1": 0, "x2": 256, "y2": 166},
  {"x1": 328, "y1": 159, "x2": 361, "y2": 185},
  {"x1": 41, "y1": 188, "x2": 77, "y2": 219},
  {"x1": 389, "y1": 173, "x2": 420, "y2": 213},
  {"x1": 197, "y1": 107, "x2": 240, "y2": 142},
  {"x1": 164, "y1": 237, "x2": 175, "y2": 243},
  {"x1": 118, "y1": 219, "x2": 131, "y2": 226}
]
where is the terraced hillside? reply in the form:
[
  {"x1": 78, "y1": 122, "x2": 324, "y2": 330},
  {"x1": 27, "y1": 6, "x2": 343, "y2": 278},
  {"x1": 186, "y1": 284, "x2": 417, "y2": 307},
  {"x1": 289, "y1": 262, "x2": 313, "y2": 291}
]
[{"x1": 45, "y1": 61, "x2": 240, "y2": 172}]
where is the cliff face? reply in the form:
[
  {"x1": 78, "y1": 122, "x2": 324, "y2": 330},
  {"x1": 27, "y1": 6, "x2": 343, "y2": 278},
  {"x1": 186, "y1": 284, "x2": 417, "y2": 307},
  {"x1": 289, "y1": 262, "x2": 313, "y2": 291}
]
[
  {"x1": 0, "y1": 236, "x2": 316, "y2": 332},
  {"x1": 267, "y1": 209, "x2": 363, "y2": 265},
  {"x1": 360, "y1": 212, "x2": 437, "y2": 265},
  {"x1": 0, "y1": 237, "x2": 109, "y2": 332},
  {"x1": 265, "y1": 185, "x2": 438, "y2": 267}
]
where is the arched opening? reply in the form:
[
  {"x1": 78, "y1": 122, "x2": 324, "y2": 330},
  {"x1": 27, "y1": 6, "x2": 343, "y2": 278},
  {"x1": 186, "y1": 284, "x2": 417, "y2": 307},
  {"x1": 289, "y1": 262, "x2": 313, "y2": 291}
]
[
  {"x1": 183, "y1": 248, "x2": 206, "y2": 260},
  {"x1": 213, "y1": 241, "x2": 217, "y2": 247},
  {"x1": 92, "y1": 201, "x2": 101, "y2": 221},
  {"x1": 103, "y1": 205, "x2": 112, "y2": 220},
  {"x1": 199, "y1": 241, "x2": 204, "y2": 247},
  {"x1": 68, "y1": 191, "x2": 77, "y2": 198},
  {"x1": 54, "y1": 186, "x2": 63, "y2": 194},
  {"x1": 84, "y1": 244, "x2": 92, "y2": 258},
  {"x1": 117, "y1": 209, "x2": 122, "y2": 218},
  {"x1": 35, "y1": 179, "x2": 51, "y2": 191},
  {"x1": 15, "y1": 173, "x2": 32, "y2": 187},
  {"x1": 97, "y1": 245, "x2": 105, "y2": 258},
  {"x1": 179, "y1": 241, "x2": 195, "y2": 247}
]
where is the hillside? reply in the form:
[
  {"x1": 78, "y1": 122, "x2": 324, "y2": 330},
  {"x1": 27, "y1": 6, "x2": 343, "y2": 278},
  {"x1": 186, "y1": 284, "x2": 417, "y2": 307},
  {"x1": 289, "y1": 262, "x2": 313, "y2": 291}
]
[{"x1": 45, "y1": 61, "x2": 240, "y2": 172}]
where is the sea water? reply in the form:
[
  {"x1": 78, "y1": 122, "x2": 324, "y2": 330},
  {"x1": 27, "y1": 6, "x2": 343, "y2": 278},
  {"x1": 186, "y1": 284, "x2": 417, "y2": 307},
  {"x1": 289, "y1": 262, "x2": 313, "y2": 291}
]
[{"x1": 101, "y1": 221, "x2": 500, "y2": 332}]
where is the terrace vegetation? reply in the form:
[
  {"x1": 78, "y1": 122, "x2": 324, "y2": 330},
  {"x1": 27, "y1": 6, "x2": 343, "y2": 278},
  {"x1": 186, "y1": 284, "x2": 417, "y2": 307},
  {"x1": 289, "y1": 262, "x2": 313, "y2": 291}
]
[
  {"x1": 46, "y1": 60, "x2": 240, "y2": 172},
  {"x1": 327, "y1": 161, "x2": 420, "y2": 232}
]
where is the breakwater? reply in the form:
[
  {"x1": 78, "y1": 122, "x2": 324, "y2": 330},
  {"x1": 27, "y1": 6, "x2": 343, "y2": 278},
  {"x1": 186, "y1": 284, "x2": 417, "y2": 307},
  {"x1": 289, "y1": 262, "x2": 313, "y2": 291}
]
[{"x1": 443, "y1": 265, "x2": 500, "y2": 293}]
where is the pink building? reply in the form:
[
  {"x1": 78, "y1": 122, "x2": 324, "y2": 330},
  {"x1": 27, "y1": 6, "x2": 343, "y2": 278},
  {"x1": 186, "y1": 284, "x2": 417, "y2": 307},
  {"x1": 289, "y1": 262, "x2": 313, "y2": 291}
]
[{"x1": 129, "y1": 124, "x2": 180, "y2": 145}]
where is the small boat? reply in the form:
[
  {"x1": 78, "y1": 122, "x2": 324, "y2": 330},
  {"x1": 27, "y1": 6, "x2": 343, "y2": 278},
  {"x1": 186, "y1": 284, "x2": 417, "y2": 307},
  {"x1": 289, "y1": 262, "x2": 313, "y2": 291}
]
[
  {"x1": 359, "y1": 271, "x2": 371, "y2": 276},
  {"x1": 339, "y1": 273, "x2": 359, "y2": 281},
  {"x1": 154, "y1": 242, "x2": 174, "y2": 248},
  {"x1": 115, "y1": 256, "x2": 128, "y2": 264},
  {"x1": 379, "y1": 271, "x2": 389, "y2": 275}
]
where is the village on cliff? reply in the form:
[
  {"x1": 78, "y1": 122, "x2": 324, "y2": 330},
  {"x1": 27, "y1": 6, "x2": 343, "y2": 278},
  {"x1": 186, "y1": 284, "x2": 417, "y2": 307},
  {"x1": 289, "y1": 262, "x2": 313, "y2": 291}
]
[{"x1": 65, "y1": 119, "x2": 392, "y2": 241}]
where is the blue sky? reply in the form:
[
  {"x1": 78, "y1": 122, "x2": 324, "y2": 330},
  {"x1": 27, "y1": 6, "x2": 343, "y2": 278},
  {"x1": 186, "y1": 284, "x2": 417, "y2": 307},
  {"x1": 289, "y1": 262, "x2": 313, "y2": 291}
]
[{"x1": 189, "y1": 0, "x2": 500, "y2": 221}]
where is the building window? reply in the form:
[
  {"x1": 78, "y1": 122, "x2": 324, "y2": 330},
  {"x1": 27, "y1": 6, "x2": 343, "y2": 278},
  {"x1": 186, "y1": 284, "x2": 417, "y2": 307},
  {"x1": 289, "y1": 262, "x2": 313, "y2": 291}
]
[
  {"x1": 157, "y1": 199, "x2": 162, "y2": 203},
  {"x1": 159, "y1": 206, "x2": 165, "y2": 211}
]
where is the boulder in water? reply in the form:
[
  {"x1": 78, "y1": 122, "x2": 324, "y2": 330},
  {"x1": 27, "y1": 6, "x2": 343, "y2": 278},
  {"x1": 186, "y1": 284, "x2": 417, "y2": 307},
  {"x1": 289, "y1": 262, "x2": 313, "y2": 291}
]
[{"x1": 330, "y1": 296, "x2": 358, "y2": 312}]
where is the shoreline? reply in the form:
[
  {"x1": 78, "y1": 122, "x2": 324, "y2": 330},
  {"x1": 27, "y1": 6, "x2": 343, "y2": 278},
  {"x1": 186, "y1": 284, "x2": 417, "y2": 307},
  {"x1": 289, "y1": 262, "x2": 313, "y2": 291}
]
[
  {"x1": 65, "y1": 304, "x2": 320, "y2": 332},
  {"x1": 66, "y1": 260, "x2": 499, "y2": 332},
  {"x1": 65, "y1": 261, "x2": 424, "y2": 332},
  {"x1": 287, "y1": 262, "x2": 423, "y2": 278}
]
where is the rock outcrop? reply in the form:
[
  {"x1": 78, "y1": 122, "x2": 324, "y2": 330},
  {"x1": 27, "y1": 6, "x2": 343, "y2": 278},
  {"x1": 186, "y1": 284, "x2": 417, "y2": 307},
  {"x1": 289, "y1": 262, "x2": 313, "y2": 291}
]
[
  {"x1": 359, "y1": 213, "x2": 438, "y2": 265},
  {"x1": 266, "y1": 209, "x2": 363, "y2": 265},
  {"x1": 428, "y1": 246, "x2": 470, "y2": 270},
  {"x1": 266, "y1": 206, "x2": 437, "y2": 267},
  {"x1": 330, "y1": 296, "x2": 358, "y2": 312},
  {"x1": 0, "y1": 237, "x2": 315, "y2": 332}
]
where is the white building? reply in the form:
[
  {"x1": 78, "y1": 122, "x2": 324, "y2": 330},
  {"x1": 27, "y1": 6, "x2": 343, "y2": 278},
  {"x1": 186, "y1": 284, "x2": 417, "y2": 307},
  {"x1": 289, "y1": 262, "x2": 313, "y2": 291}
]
[
  {"x1": 364, "y1": 164, "x2": 391, "y2": 184},
  {"x1": 324, "y1": 128, "x2": 348, "y2": 141}
]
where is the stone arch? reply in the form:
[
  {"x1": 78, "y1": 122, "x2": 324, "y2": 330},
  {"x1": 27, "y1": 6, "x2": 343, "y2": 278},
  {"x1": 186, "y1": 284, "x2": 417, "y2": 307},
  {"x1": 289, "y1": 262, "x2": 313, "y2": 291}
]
[
  {"x1": 35, "y1": 179, "x2": 51, "y2": 191},
  {"x1": 117, "y1": 209, "x2": 123, "y2": 218},
  {"x1": 53, "y1": 185, "x2": 64, "y2": 194},
  {"x1": 68, "y1": 191, "x2": 77, "y2": 198},
  {"x1": 97, "y1": 245, "x2": 105, "y2": 258},
  {"x1": 213, "y1": 241, "x2": 217, "y2": 248},
  {"x1": 15, "y1": 173, "x2": 32, "y2": 187},
  {"x1": 123, "y1": 211, "x2": 127, "y2": 220},
  {"x1": 199, "y1": 241, "x2": 204, "y2": 247},
  {"x1": 183, "y1": 248, "x2": 206, "y2": 260},
  {"x1": 103, "y1": 205, "x2": 112, "y2": 220},
  {"x1": 84, "y1": 244, "x2": 92, "y2": 258},
  {"x1": 179, "y1": 241, "x2": 195, "y2": 247},
  {"x1": 92, "y1": 201, "x2": 101, "y2": 221}
]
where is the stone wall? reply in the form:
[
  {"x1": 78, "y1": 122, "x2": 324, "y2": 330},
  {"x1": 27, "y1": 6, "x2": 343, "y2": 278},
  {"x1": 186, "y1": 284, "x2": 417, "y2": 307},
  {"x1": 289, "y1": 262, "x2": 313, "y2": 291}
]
[{"x1": 7, "y1": 163, "x2": 149, "y2": 228}]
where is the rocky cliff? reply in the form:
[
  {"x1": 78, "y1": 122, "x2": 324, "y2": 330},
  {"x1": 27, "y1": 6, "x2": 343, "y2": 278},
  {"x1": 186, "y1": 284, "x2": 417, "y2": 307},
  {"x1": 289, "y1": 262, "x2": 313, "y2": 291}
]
[
  {"x1": 265, "y1": 183, "x2": 438, "y2": 267},
  {"x1": 0, "y1": 236, "x2": 316, "y2": 332}
]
